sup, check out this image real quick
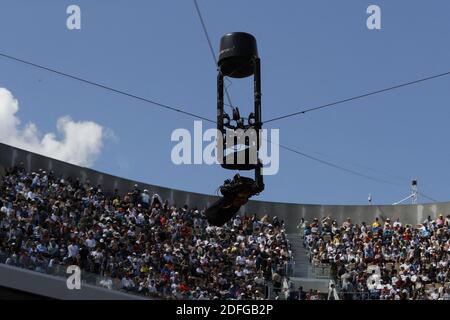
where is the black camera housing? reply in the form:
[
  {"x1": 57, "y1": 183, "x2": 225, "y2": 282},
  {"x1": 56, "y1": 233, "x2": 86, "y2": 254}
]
[{"x1": 220, "y1": 174, "x2": 260, "y2": 199}]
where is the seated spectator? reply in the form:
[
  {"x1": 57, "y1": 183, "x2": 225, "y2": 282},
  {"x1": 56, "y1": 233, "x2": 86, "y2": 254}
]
[
  {"x1": 371, "y1": 217, "x2": 381, "y2": 233},
  {"x1": 0, "y1": 165, "x2": 292, "y2": 300},
  {"x1": 299, "y1": 212, "x2": 450, "y2": 300}
]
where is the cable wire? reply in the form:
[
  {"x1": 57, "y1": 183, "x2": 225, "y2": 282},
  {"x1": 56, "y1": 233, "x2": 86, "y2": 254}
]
[
  {"x1": 265, "y1": 70, "x2": 450, "y2": 124},
  {"x1": 265, "y1": 138, "x2": 404, "y2": 186},
  {"x1": 277, "y1": 141, "x2": 409, "y2": 183},
  {"x1": 0, "y1": 52, "x2": 215, "y2": 123},
  {"x1": 0, "y1": 50, "x2": 440, "y2": 202},
  {"x1": 417, "y1": 192, "x2": 438, "y2": 203},
  {"x1": 266, "y1": 139, "x2": 440, "y2": 202},
  {"x1": 266, "y1": 139, "x2": 440, "y2": 201},
  {"x1": 192, "y1": 0, "x2": 235, "y2": 110}
]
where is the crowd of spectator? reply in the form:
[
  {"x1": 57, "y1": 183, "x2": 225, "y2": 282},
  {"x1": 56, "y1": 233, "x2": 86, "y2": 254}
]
[
  {"x1": 0, "y1": 165, "x2": 291, "y2": 300},
  {"x1": 8, "y1": 163, "x2": 449, "y2": 301},
  {"x1": 300, "y1": 213, "x2": 450, "y2": 300}
]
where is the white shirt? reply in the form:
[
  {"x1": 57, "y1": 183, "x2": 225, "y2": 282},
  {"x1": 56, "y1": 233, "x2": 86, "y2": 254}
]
[
  {"x1": 85, "y1": 238, "x2": 96, "y2": 248},
  {"x1": 121, "y1": 278, "x2": 133, "y2": 288},
  {"x1": 100, "y1": 279, "x2": 113, "y2": 290},
  {"x1": 430, "y1": 292, "x2": 439, "y2": 300},
  {"x1": 148, "y1": 283, "x2": 157, "y2": 293},
  {"x1": 141, "y1": 193, "x2": 150, "y2": 204},
  {"x1": 196, "y1": 267, "x2": 204, "y2": 274},
  {"x1": 393, "y1": 221, "x2": 402, "y2": 228},
  {"x1": 68, "y1": 244, "x2": 79, "y2": 258},
  {"x1": 91, "y1": 250, "x2": 103, "y2": 263},
  {"x1": 32, "y1": 176, "x2": 40, "y2": 186},
  {"x1": 27, "y1": 191, "x2": 36, "y2": 201},
  {"x1": 136, "y1": 213, "x2": 145, "y2": 225},
  {"x1": 236, "y1": 256, "x2": 246, "y2": 265}
]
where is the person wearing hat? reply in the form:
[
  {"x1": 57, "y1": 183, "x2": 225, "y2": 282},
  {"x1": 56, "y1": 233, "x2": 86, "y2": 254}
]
[
  {"x1": 141, "y1": 189, "x2": 150, "y2": 209},
  {"x1": 436, "y1": 214, "x2": 445, "y2": 227}
]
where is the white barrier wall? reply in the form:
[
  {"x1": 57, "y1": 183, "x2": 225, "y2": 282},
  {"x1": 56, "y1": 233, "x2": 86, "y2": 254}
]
[
  {"x1": 1, "y1": 142, "x2": 449, "y2": 233},
  {"x1": 0, "y1": 264, "x2": 147, "y2": 300}
]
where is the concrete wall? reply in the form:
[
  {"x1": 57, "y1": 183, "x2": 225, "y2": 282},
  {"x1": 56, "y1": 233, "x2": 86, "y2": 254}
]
[
  {"x1": 0, "y1": 285, "x2": 53, "y2": 300},
  {"x1": 1, "y1": 142, "x2": 449, "y2": 234},
  {"x1": 0, "y1": 264, "x2": 147, "y2": 300}
]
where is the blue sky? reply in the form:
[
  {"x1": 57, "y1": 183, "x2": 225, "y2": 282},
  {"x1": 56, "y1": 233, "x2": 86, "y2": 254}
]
[{"x1": 0, "y1": 0, "x2": 450, "y2": 205}]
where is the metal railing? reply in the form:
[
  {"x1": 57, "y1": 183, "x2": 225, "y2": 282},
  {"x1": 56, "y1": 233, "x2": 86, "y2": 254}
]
[
  {"x1": 311, "y1": 263, "x2": 331, "y2": 278},
  {"x1": 0, "y1": 252, "x2": 150, "y2": 297},
  {"x1": 0, "y1": 251, "x2": 279, "y2": 300}
]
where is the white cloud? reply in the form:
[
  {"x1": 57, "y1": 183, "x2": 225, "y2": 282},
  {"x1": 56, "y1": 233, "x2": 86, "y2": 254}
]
[{"x1": 0, "y1": 87, "x2": 108, "y2": 167}]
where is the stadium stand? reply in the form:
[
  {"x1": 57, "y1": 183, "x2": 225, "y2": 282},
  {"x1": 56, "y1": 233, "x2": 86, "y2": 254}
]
[
  {"x1": 1, "y1": 142, "x2": 450, "y2": 300},
  {"x1": 299, "y1": 215, "x2": 450, "y2": 300},
  {"x1": 0, "y1": 144, "x2": 291, "y2": 300}
]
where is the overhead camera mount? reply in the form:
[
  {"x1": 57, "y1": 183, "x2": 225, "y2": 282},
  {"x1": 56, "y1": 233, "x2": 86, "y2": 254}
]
[{"x1": 205, "y1": 32, "x2": 265, "y2": 226}]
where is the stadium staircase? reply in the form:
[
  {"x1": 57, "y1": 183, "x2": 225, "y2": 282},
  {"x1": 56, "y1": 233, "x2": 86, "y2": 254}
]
[{"x1": 285, "y1": 233, "x2": 331, "y2": 293}]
